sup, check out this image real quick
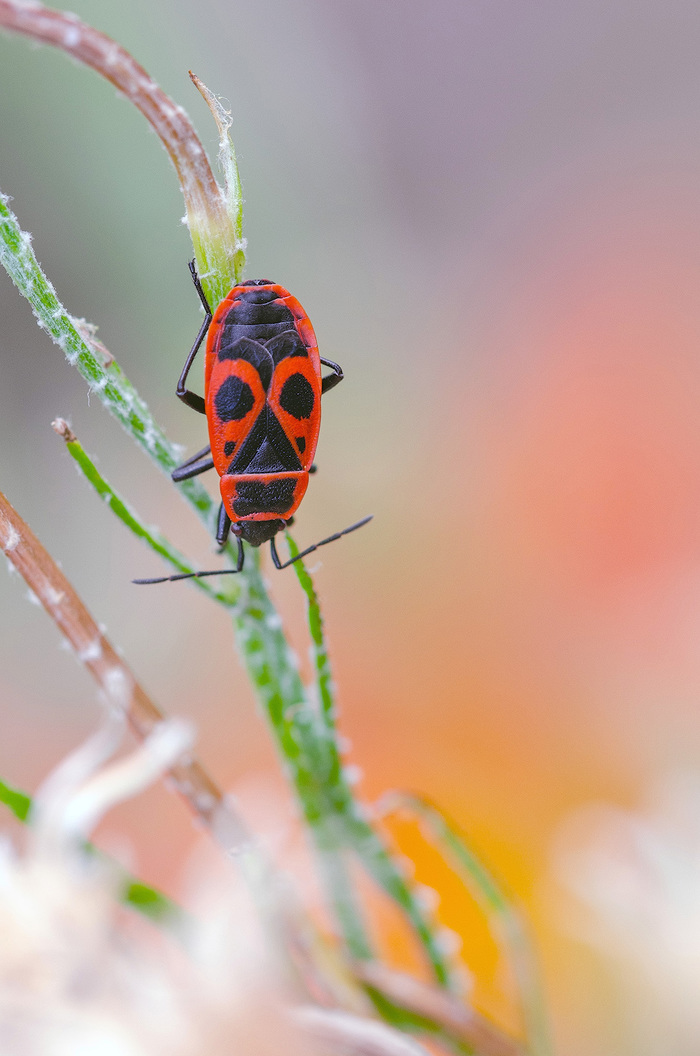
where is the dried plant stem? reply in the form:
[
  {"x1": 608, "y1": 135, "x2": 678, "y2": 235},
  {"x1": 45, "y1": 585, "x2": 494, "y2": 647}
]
[
  {"x1": 0, "y1": 0, "x2": 237, "y2": 300},
  {"x1": 293, "y1": 1006, "x2": 433, "y2": 1056},
  {"x1": 0, "y1": 487, "x2": 243, "y2": 847}
]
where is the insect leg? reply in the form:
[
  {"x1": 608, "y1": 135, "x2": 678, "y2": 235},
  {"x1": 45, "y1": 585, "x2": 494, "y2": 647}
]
[
  {"x1": 320, "y1": 357, "x2": 344, "y2": 394},
  {"x1": 174, "y1": 443, "x2": 212, "y2": 469},
  {"x1": 269, "y1": 515, "x2": 372, "y2": 570},
  {"x1": 216, "y1": 503, "x2": 232, "y2": 547},
  {"x1": 176, "y1": 260, "x2": 213, "y2": 415},
  {"x1": 171, "y1": 447, "x2": 215, "y2": 482},
  {"x1": 132, "y1": 536, "x2": 244, "y2": 585}
]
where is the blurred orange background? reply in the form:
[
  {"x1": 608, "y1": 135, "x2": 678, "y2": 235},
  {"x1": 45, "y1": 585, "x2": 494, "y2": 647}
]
[{"x1": 4, "y1": 2, "x2": 700, "y2": 1052}]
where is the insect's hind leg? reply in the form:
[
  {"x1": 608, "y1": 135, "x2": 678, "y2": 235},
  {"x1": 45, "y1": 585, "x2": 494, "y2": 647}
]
[
  {"x1": 171, "y1": 445, "x2": 214, "y2": 482},
  {"x1": 216, "y1": 503, "x2": 232, "y2": 547}
]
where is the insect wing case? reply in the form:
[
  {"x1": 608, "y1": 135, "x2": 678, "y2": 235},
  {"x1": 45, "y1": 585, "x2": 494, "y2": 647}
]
[{"x1": 205, "y1": 282, "x2": 322, "y2": 522}]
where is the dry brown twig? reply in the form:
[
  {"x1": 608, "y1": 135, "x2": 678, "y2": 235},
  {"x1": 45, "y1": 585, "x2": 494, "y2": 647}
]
[
  {"x1": 0, "y1": 0, "x2": 217, "y2": 207},
  {"x1": 0, "y1": 485, "x2": 248, "y2": 849},
  {"x1": 0, "y1": 0, "x2": 236, "y2": 275}
]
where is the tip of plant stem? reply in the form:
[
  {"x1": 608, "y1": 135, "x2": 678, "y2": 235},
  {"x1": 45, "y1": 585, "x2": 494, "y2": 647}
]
[
  {"x1": 187, "y1": 69, "x2": 245, "y2": 283},
  {"x1": 188, "y1": 71, "x2": 230, "y2": 135},
  {"x1": 51, "y1": 418, "x2": 77, "y2": 443}
]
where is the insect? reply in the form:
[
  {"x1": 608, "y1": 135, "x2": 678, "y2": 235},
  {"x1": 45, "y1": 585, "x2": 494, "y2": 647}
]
[{"x1": 135, "y1": 263, "x2": 370, "y2": 584}]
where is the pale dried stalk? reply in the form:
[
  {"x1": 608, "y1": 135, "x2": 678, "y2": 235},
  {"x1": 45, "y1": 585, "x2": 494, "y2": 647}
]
[
  {"x1": 354, "y1": 963, "x2": 526, "y2": 1056},
  {"x1": 0, "y1": 487, "x2": 245, "y2": 846},
  {"x1": 293, "y1": 1006, "x2": 432, "y2": 1056},
  {"x1": 0, "y1": 0, "x2": 236, "y2": 284}
]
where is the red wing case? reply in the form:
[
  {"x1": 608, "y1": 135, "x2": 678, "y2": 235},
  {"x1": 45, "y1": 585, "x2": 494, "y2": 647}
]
[{"x1": 205, "y1": 282, "x2": 322, "y2": 522}]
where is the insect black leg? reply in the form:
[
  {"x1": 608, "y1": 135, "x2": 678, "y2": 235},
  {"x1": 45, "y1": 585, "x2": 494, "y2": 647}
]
[
  {"x1": 171, "y1": 443, "x2": 212, "y2": 481},
  {"x1": 320, "y1": 357, "x2": 344, "y2": 395},
  {"x1": 269, "y1": 515, "x2": 373, "y2": 570},
  {"x1": 171, "y1": 456, "x2": 215, "y2": 482},
  {"x1": 216, "y1": 503, "x2": 232, "y2": 547},
  {"x1": 175, "y1": 443, "x2": 212, "y2": 468},
  {"x1": 309, "y1": 464, "x2": 318, "y2": 474},
  {"x1": 176, "y1": 260, "x2": 213, "y2": 415},
  {"x1": 133, "y1": 515, "x2": 244, "y2": 582},
  {"x1": 132, "y1": 536, "x2": 244, "y2": 585},
  {"x1": 189, "y1": 259, "x2": 211, "y2": 315}
]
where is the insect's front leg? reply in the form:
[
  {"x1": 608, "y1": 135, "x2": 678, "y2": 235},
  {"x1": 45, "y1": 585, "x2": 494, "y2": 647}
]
[{"x1": 176, "y1": 260, "x2": 213, "y2": 415}]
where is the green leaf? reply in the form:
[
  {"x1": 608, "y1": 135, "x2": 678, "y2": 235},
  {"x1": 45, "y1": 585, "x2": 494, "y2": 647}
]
[
  {"x1": 56, "y1": 424, "x2": 235, "y2": 604},
  {"x1": 0, "y1": 778, "x2": 31, "y2": 822}
]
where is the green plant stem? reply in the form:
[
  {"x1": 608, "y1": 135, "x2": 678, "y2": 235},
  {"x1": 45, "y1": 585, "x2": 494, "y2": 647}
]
[
  {"x1": 0, "y1": 193, "x2": 214, "y2": 524},
  {"x1": 388, "y1": 795, "x2": 551, "y2": 1056},
  {"x1": 287, "y1": 535, "x2": 455, "y2": 987},
  {"x1": 53, "y1": 421, "x2": 233, "y2": 604}
]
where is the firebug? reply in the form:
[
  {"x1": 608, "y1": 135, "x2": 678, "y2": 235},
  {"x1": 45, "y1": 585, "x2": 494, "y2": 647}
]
[{"x1": 135, "y1": 263, "x2": 370, "y2": 583}]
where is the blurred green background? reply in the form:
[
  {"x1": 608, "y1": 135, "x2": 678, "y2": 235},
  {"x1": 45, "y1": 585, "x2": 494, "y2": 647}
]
[{"x1": 4, "y1": 2, "x2": 700, "y2": 1052}]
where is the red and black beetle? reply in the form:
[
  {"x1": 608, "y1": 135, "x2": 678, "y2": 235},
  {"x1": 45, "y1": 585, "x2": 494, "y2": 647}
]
[{"x1": 135, "y1": 263, "x2": 370, "y2": 584}]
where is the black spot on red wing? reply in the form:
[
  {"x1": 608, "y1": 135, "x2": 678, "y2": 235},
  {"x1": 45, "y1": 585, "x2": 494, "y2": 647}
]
[
  {"x1": 224, "y1": 440, "x2": 236, "y2": 457},
  {"x1": 279, "y1": 373, "x2": 315, "y2": 419},
  {"x1": 296, "y1": 436, "x2": 306, "y2": 453},
  {"x1": 218, "y1": 337, "x2": 273, "y2": 390},
  {"x1": 214, "y1": 376, "x2": 255, "y2": 421},
  {"x1": 232, "y1": 478, "x2": 298, "y2": 517},
  {"x1": 264, "y1": 330, "x2": 307, "y2": 364}
]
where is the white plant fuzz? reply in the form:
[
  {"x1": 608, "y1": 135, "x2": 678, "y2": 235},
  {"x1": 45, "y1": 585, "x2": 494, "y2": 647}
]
[
  {"x1": 1, "y1": 523, "x2": 20, "y2": 552},
  {"x1": 0, "y1": 720, "x2": 314, "y2": 1056}
]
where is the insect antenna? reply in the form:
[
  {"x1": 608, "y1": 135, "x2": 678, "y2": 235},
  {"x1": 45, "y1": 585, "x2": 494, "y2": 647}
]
[{"x1": 270, "y1": 515, "x2": 373, "y2": 570}]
